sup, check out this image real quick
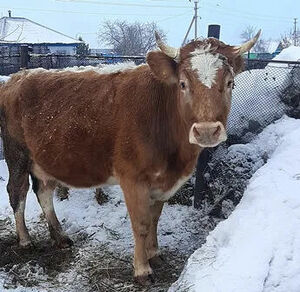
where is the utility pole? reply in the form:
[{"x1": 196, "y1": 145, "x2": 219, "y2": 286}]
[
  {"x1": 182, "y1": 0, "x2": 199, "y2": 46},
  {"x1": 294, "y1": 18, "x2": 298, "y2": 46},
  {"x1": 194, "y1": 0, "x2": 198, "y2": 40}
]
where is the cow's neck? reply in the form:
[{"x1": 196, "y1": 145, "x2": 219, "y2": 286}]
[{"x1": 147, "y1": 77, "x2": 200, "y2": 174}]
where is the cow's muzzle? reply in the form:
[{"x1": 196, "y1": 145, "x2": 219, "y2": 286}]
[{"x1": 189, "y1": 122, "x2": 227, "y2": 147}]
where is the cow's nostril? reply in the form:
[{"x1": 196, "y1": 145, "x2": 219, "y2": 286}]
[{"x1": 213, "y1": 125, "x2": 221, "y2": 137}]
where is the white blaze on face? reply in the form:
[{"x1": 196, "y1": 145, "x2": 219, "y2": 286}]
[{"x1": 190, "y1": 46, "x2": 223, "y2": 88}]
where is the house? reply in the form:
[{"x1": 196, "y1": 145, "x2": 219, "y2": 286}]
[
  {"x1": 244, "y1": 40, "x2": 284, "y2": 60},
  {"x1": 0, "y1": 13, "x2": 82, "y2": 55}
]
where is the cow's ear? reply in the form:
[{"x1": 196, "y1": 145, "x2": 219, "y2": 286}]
[
  {"x1": 232, "y1": 55, "x2": 244, "y2": 74},
  {"x1": 146, "y1": 51, "x2": 178, "y2": 84}
]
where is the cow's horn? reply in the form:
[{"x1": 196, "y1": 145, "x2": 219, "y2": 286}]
[
  {"x1": 234, "y1": 29, "x2": 261, "y2": 55},
  {"x1": 155, "y1": 31, "x2": 179, "y2": 61}
]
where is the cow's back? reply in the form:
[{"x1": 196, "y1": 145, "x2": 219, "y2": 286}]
[{"x1": 1, "y1": 69, "x2": 122, "y2": 187}]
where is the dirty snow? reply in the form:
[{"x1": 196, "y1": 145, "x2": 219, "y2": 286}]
[{"x1": 170, "y1": 116, "x2": 300, "y2": 292}]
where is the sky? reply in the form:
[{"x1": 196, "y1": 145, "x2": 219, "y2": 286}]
[{"x1": 0, "y1": 0, "x2": 298, "y2": 49}]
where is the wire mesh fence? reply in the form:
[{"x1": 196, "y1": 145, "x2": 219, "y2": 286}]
[
  {"x1": 193, "y1": 58, "x2": 300, "y2": 214},
  {"x1": 0, "y1": 53, "x2": 145, "y2": 75},
  {"x1": 1, "y1": 54, "x2": 299, "y2": 213}
]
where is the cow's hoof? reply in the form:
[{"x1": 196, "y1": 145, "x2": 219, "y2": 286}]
[
  {"x1": 53, "y1": 235, "x2": 73, "y2": 248},
  {"x1": 134, "y1": 273, "x2": 155, "y2": 286},
  {"x1": 19, "y1": 239, "x2": 34, "y2": 249},
  {"x1": 149, "y1": 254, "x2": 164, "y2": 268}
]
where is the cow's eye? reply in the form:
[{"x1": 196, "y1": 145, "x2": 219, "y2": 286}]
[
  {"x1": 227, "y1": 80, "x2": 234, "y2": 88},
  {"x1": 180, "y1": 81, "x2": 186, "y2": 90}
]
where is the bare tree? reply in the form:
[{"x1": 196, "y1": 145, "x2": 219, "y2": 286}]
[
  {"x1": 240, "y1": 26, "x2": 267, "y2": 53},
  {"x1": 280, "y1": 29, "x2": 300, "y2": 47},
  {"x1": 99, "y1": 20, "x2": 166, "y2": 56}
]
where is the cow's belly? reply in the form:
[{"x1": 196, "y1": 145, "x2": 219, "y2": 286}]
[
  {"x1": 32, "y1": 162, "x2": 118, "y2": 188},
  {"x1": 150, "y1": 174, "x2": 192, "y2": 203}
]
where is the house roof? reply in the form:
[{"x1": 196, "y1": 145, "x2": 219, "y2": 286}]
[
  {"x1": 265, "y1": 40, "x2": 280, "y2": 54},
  {"x1": 0, "y1": 17, "x2": 81, "y2": 44}
]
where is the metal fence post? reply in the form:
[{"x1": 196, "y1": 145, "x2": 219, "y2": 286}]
[
  {"x1": 193, "y1": 148, "x2": 213, "y2": 209},
  {"x1": 20, "y1": 45, "x2": 29, "y2": 69}
]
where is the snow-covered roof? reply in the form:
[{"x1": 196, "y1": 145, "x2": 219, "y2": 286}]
[
  {"x1": 273, "y1": 45, "x2": 300, "y2": 62},
  {"x1": 265, "y1": 40, "x2": 280, "y2": 54},
  {"x1": 0, "y1": 17, "x2": 81, "y2": 44}
]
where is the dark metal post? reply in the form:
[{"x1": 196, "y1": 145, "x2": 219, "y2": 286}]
[
  {"x1": 193, "y1": 25, "x2": 222, "y2": 209},
  {"x1": 193, "y1": 149, "x2": 212, "y2": 209},
  {"x1": 20, "y1": 45, "x2": 29, "y2": 69},
  {"x1": 207, "y1": 24, "x2": 220, "y2": 39}
]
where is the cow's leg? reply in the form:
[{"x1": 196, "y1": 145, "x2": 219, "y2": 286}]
[
  {"x1": 7, "y1": 173, "x2": 31, "y2": 247},
  {"x1": 31, "y1": 175, "x2": 73, "y2": 248},
  {"x1": 146, "y1": 201, "x2": 164, "y2": 267},
  {"x1": 1, "y1": 131, "x2": 32, "y2": 248},
  {"x1": 120, "y1": 178, "x2": 153, "y2": 284}
]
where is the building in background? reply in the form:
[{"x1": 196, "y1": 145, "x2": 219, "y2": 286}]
[{"x1": 0, "y1": 12, "x2": 82, "y2": 55}]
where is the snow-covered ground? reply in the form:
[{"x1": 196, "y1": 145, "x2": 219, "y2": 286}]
[
  {"x1": 1, "y1": 49, "x2": 300, "y2": 291},
  {"x1": 0, "y1": 166, "x2": 209, "y2": 291},
  {"x1": 170, "y1": 116, "x2": 300, "y2": 292}
]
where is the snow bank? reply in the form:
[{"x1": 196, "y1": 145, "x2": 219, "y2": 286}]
[{"x1": 170, "y1": 116, "x2": 300, "y2": 292}]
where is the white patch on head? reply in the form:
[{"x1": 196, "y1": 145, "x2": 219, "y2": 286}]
[{"x1": 190, "y1": 45, "x2": 223, "y2": 88}]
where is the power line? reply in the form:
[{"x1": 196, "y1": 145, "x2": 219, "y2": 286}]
[
  {"x1": 0, "y1": 6, "x2": 191, "y2": 17},
  {"x1": 203, "y1": 2, "x2": 292, "y2": 21},
  {"x1": 157, "y1": 11, "x2": 192, "y2": 23},
  {"x1": 55, "y1": 0, "x2": 191, "y2": 9},
  {"x1": 202, "y1": 5, "x2": 292, "y2": 23}
]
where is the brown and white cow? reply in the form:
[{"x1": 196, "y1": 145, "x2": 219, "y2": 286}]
[{"x1": 0, "y1": 31, "x2": 260, "y2": 283}]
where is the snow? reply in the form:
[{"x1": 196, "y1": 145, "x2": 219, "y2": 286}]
[
  {"x1": 1, "y1": 57, "x2": 300, "y2": 290},
  {"x1": 228, "y1": 45, "x2": 300, "y2": 139},
  {"x1": 0, "y1": 75, "x2": 10, "y2": 83},
  {"x1": 0, "y1": 17, "x2": 80, "y2": 44},
  {"x1": 170, "y1": 116, "x2": 300, "y2": 292},
  {"x1": 228, "y1": 66, "x2": 289, "y2": 137},
  {"x1": 0, "y1": 163, "x2": 204, "y2": 290},
  {"x1": 2, "y1": 62, "x2": 138, "y2": 79},
  {"x1": 272, "y1": 46, "x2": 300, "y2": 62}
]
